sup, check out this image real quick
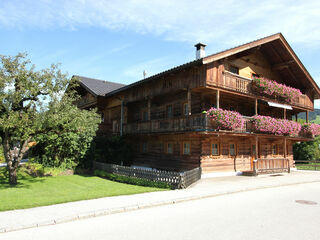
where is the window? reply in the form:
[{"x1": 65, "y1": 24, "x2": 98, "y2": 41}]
[
  {"x1": 229, "y1": 65, "x2": 239, "y2": 74},
  {"x1": 142, "y1": 142, "x2": 148, "y2": 153},
  {"x1": 230, "y1": 143, "x2": 236, "y2": 156},
  {"x1": 252, "y1": 73, "x2": 260, "y2": 78},
  {"x1": 100, "y1": 112, "x2": 105, "y2": 123},
  {"x1": 167, "y1": 105, "x2": 173, "y2": 118},
  {"x1": 183, "y1": 142, "x2": 190, "y2": 155},
  {"x1": 167, "y1": 143, "x2": 173, "y2": 154},
  {"x1": 142, "y1": 111, "x2": 148, "y2": 121},
  {"x1": 272, "y1": 144, "x2": 277, "y2": 155},
  {"x1": 183, "y1": 103, "x2": 189, "y2": 116},
  {"x1": 211, "y1": 143, "x2": 219, "y2": 155}
]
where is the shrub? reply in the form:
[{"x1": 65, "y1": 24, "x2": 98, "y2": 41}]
[
  {"x1": 94, "y1": 169, "x2": 172, "y2": 189},
  {"x1": 252, "y1": 77, "x2": 302, "y2": 103},
  {"x1": 251, "y1": 115, "x2": 301, "y2": 136},
  {"x1": 206, "y1": 108, "x2": 244, "y2": 130}
]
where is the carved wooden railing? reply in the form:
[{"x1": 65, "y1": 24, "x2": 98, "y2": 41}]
[
  {"x1": 219, "y1": 71, "x2": 314, "y2": 110},
  {"x1": 254, "y1": 158, "x2": 290, "y2": 174},
  {"x1": 124, "y1": 113, "x2": 207, "y2": 134}
]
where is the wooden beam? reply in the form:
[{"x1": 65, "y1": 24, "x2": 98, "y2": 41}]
[
  {"x1": 295, "y1": 114, "x2": 298, "y2": 122},
  {"x1": 255, "y1": 98, "x2": 258, "y2": 115},
  {"x1": 306, "y1": 111, "x2": 309, "y2": 123},
  {"x1": 147, "y1": 98, "x2": 151, "y2": 120},
  {"x1": 187, "y1": 89, "x2": 191, "y2": 115},
  {"x1": 255, "y1": 136, "x2": 258, "y2": 160},
  {"x1": 284, "y1": 137, "x2": 287, "y2": 158},
  {"x1": 271, "y1": 60, "x2": 295, "y2": 71},
  {"x1": 216, "y1": 89, "x2": 220, "y2": 109},
  {"x1": 284, "y1": 108, "x2": 286, "y2": 119}
]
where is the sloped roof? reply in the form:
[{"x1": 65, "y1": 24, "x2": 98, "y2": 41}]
[
  {"x1": 106, "y1": 33, "x2": 320, "y2": 99},
  {"x1": 73, "y1": 75, "x2": 126, "y2": 97}
]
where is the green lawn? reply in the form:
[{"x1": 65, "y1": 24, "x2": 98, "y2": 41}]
[
  {"x1": 0, "y1": 169, "x2": 165, "y2": 211},
  {"x1": 295, "y1": 164, "x2": 320, "y2": 171}
]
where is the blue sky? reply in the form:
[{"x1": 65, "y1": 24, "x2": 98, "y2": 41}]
[{"x1": 1, "y1": 0, "x2": 320, "y2": 107}]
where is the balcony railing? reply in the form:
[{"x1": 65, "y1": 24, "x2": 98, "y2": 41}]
[
  {"x1": 122, "y1": 114, "x2": 313, "y2": 138},
  {"x1": 219, "y1": 71, "x2": 313, "y2": 110}
]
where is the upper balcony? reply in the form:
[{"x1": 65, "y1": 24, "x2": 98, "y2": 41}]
[{"x1": 208, "y1": 71, "x2": 313, "y2": 111}]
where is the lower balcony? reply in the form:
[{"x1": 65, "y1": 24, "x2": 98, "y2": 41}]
[{"x1": 122, "y1": 113, "x2": 315, "y2": 139}]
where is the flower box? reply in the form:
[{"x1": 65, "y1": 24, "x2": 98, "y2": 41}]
[
  {"x1": 206, "y1": 108, "x2": 244, "y2": 131},
  {"x1": 251, "y1": 115, "x2": 301, "y2": 136},
  {"x1": 252, "y1": 77, "x2": 302, "y2": 104}
]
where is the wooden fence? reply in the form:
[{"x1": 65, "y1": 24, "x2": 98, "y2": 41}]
[
  {"x1": 295, "y1": 160, "x2": 320, "y2": 171},
  {"x1": 94, "y1": 161, "x2": 201, "y2": 189}
]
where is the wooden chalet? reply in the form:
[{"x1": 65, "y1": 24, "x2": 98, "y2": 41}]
[{"x1": 74, "y1": 33, "x2": 320, "y2": 175}]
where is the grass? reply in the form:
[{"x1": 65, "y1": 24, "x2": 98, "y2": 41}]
[
  {"x1": 295, "y1": 164, "x2": 320, "y2": 171},
  {"x1": 0, "y1": 168, "x2": 165, "y2": 211}
]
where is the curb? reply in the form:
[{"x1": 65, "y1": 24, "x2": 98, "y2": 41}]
[{"x1": 1, "y1": 178, "x2": 320, "y2": 234}]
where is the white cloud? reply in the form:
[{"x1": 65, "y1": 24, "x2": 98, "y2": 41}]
[{"x1": 1, "y1": 0, "x2": 320, "y2": 46}]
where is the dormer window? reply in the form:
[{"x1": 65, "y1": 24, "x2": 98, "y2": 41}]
[{"x1": 229, "y1": 65, "x2": 239, "y2": 74}]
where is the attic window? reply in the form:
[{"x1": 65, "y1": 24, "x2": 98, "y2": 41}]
[
  {"x1": 229, "y1": 66, "x2": 239, "y2": 74},
  {"x1": 252, "y1": 73, "x2": 260, "y2": 78}
]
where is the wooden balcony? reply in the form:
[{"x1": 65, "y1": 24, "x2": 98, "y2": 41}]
[
  {"x1": 122, "y1": 114, "x2": 312, "y2": 139},
  {"x1": 217, "y1": 71, "x2": 314, "y2": 110}
]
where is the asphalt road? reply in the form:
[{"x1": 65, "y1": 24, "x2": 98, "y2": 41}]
[{"x1": 1, "y1": 182, "x2": 320, "y2": 240}]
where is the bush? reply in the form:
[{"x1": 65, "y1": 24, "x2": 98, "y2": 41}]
[
  {"x1": 293, "y1": 136, "x2": 320, "y2": 161},
  {"x1": 94, "y1": 169, "x2": 172, "y2": 189},
  {"x1": 0, "y1": 144, "x2": 4, "y2": 163},
  {"x1": 85, "y1": 136, "x2": 132, "y2": 167}
]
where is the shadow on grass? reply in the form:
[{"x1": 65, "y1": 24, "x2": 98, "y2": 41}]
[{"x1": 0, "y1": 175, "x2": 46, "y2": 189}]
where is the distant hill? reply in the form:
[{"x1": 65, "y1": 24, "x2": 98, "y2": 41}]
[{"x1": 298, "y1": 108, "x2": 320, "y2": 124}]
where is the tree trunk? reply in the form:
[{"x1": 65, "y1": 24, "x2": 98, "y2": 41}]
[{"x1": 8, "y1": 167, "x2": 18, "y2": 185}]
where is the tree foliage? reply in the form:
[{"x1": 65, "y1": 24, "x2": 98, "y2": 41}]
[
  {"x1": 0, "y1": 53, "x2": 100, "y2": 184},
  {"x1": 293, "y1": 136, "x2": 320, "y2": 161}
]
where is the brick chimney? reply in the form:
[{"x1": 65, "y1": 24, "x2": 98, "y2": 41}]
[{"x1": 195, "y1": 42, "x2": 206, "y2": 59}]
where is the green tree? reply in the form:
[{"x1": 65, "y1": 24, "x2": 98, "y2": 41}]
[
  {"x1": 293, "y1": 136, "x2": 320, "y2": 161},
  {"x1": 0, "y1": 53, "x2": 100, "y2": 185}
]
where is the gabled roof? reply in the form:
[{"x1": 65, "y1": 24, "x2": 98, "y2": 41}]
[
  {"x1": 73, "y1": 75, "x2": 126, "y2": 97},
  {"x1": 105, "y1": 33, "x2": 320, "y2": 99}
]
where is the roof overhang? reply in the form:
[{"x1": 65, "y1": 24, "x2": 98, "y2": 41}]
[{"x1": 203, "y1": 33, "x2": 320, "y2": 99}]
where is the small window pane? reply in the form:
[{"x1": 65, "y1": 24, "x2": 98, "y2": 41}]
[
  {"x1": 142, "y1": 143, "x2": 148, "y2": 153},
  {"x1": 183, "y1": 143, "x2": 190, "y2": 155},
  {"x1": 229, "y1": 66, "x2": 239, "y2": 74},
  {"x1": 167, "y1": 105, "x2": 173, "y2": 118},
  {"x1": 142, "y1": 111, "x2": 148, "y2": 121},
  {"x1": 167, "y1": 143, "x2": 173, "y2": 154},
  {"x1": 272, "y1": 144, "x2": 277, "y2": 155},
  {"x1": 212, "y1": 143, "x2": 218, "y2": 155},
  {"x1": 183, "y1": 103, "x2": 188, "y2": 116},
  {"x1": 230, "y1": 144, "x2": 235, "y2": 156}
]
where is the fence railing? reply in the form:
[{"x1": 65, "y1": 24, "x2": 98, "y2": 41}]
[
  {"x1": 295, "y1": 160, "x2": 320, "y2": 171},
  {"x1": 94, "y1": 161, "x2": 201, "y2": 189}
]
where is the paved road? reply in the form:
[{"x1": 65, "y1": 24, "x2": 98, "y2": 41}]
[{"x1": 2, "y1": 182, "x2": 320, "y2": 240}]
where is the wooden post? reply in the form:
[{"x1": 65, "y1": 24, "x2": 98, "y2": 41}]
[
  {"x1": 295, "y1": 114, "x2": 298, "y2": 122},
  {"x1": 187, "y1": 89, "x2": 191, "y2": 115},
  {"x1": 306, "y1": 111, "x2": 309, "y2": 123},
  {"x1": 216, "y1": 89, "x2": 220, "y2": 109},
  {"x1": 255, "y1": 98, "x2": 258, "y2": 115},
  {"x1": 284, "y1": 108, "x2": 286, "y2": 119},
  {"x1": 255, "y1": 136, "x2": 258, "y2": 160},
  {"x1": 147, "y1": 98, "x2": 151, "y2": 120},
  {"x1": 120, "y1": 100, "x2": 124, "y2": 136}
]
